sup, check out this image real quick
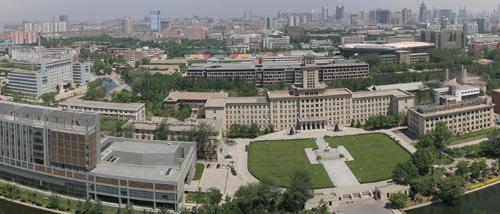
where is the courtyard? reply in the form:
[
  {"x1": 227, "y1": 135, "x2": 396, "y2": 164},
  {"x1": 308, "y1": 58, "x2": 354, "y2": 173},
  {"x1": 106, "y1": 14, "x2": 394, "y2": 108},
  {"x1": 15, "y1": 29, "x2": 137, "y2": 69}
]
[
  {"x1": 325, "y1": 133, "x2": 412, "y2": 183},
  {"x1": 248, "y1": 139, "x2": 334, "y2": 189}
]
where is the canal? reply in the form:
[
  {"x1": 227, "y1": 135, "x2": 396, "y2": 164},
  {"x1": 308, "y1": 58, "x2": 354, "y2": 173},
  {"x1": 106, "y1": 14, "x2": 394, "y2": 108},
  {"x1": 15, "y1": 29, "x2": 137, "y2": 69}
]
[
  {"x1": 407, "y1": 183, "x2": 500, "y2": 214},
  {"x1": 0, "y1": 198, "x2": 53, "y2": 214}
]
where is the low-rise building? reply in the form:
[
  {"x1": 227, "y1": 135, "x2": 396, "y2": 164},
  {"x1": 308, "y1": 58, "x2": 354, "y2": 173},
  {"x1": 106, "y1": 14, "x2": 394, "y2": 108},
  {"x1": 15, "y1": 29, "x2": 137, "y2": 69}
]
[
  {"x1": 59, "y1": 98, "x2": 145, "y2": 121},
  {"x1": 187, "y1": 56, "x2": 369, "y2": 85},
  {"x1": 0, "y1": 101, "x2": 196, "y2": 211},
  {"x1": 407, "y1": 97, "x2": 494, "y2": 137},
  {"x1": 7, "y1": 57, "x2": 73, "y2": 97},
  {"x1": 164, "y1": 91, "x2": 228, "y2": 111},
  {"x1": 73, "y1": 62, "x2": 91, "y2": 85},
  {"x1": 205, "y1": 65, "x2": 414, "y2": 132},
  {"x1": 128, "y1": 117, "x2": 222, "y2": 141}
]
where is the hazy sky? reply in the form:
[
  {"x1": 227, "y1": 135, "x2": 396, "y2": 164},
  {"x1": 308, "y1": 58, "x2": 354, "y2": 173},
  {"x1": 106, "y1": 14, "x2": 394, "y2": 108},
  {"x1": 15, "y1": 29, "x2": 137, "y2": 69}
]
[{"x1": 0, "y1": 0, "x2": 498, "y2": 23}]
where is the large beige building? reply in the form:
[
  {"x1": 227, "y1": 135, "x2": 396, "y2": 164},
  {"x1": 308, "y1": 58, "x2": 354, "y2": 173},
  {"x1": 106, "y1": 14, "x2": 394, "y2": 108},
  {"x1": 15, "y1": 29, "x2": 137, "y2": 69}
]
[
  {"x1": 205, "y1": 65, "x2": 414, "y2": 132},
  {"x1": 407, "y1": 97, "x2": 494, "y2": 137}
]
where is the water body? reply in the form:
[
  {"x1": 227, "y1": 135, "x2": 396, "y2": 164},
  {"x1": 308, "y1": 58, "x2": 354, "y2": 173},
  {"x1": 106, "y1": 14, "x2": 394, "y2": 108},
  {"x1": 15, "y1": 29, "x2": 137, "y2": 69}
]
[
  {"x1": 407, "y1": 184, "x2": 500, "y2": 214},
  {"x1": 0, "y1": 198, "x2": 53, "y2": 214},
  {"x1": 101, "y1": 78, "x2": 117, "y2": 91}
]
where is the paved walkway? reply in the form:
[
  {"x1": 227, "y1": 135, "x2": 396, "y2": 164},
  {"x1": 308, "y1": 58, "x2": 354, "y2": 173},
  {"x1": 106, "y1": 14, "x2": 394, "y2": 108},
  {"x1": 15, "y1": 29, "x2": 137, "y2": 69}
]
[
  {"x1": 448, "y1": 138, "x2": 487, "y2": 149},
  {"x1": 322, "y1": 160, "x2": 360, "y2": 187}
]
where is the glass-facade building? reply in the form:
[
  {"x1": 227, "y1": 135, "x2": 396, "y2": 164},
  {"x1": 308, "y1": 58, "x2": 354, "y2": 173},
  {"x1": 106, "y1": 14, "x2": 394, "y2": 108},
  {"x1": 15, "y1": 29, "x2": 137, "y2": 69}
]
[{"x1": 150, "y1": 11, "x2": 161, "y2": 32}]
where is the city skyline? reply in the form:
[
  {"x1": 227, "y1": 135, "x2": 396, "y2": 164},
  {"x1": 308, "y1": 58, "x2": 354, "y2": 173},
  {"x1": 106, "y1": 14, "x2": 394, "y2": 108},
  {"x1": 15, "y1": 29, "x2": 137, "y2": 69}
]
[{"x1": 1, "y1": 0, "x2": 499, "y2": 23}]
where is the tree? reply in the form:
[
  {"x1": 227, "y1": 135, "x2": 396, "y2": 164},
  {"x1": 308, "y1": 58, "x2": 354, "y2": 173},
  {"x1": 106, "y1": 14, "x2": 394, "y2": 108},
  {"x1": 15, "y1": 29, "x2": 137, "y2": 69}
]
[
  {"x1": 40, "y1": 92, "x2": 57, "y2": 106},
  {"x1": 206, "y1": 188, "x2": 222, "y2": 205},
  {"x1": 483, "y1": 128, "x2": 500, "y2": 157},
  {"x1": 355, "y1": 120, "x2": 361, "y2": 128},
  {"x1": 230, "y1": 179, "x2": 282, "y2": 213},
  {"x1": 470, "y1": 160, "x2": 488, "y2": 180},
  {"x1": 387, "y1": 192, "x2": 408, "y2": 209},
  {"x1": 154, "y1": 121, "x2": 170, "y2": 140},
  {"x1": 47, "y1": 194, "x2": 61, "y2": 210},
  {"x1": 431, "y1": 122, "x2": 453, "y2": 150},
  {"x1": 289, "y1": 128, "x2": 295, "y2": 135},
  {"x1": 188, "y1": 122, "x2": 217, "y2": 159},
  {"x1": 334, "y1": 123, "x2": 340, "y2": 132},
  {"x1": 392, "y1": 161, "x2": 419, "y2": 185},
  {"x1": 350, "y1": 120, "x2": 355, "y2": 127},
  {"x1": 280, "y1": 170, "x2": 313, "y2": 212},
  {"x1": 125, "y1": 203, "x2": 134, "y2": 214},
  {"x1": 455, "y1": 161, "x2": 470, "y2": 177},
  {"x1": 412, "y1": 148, "x2": 434, "y2": 175},
  {"x1": 122, "y1": 124, "x2": 134, "y2": 138},
  {"x1": 410, "y1": 176, "x2": 435, "y2": 196},
  {"x1": 437, "y1": 175, "x2": 465, "y2": 205}
]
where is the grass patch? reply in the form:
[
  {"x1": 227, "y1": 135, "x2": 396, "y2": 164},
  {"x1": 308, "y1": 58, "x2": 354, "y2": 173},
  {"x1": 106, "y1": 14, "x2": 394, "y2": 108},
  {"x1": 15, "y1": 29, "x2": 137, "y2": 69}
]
[
  {"x1": 185, "y1": 192, "x2": 210, "y2": 204},
  {"x1": 449, "y1": 128, "x2": 494, "y2": 145},
  {"x1": 0, "y1": 181, "x2": 125, "y2": 214},
  {"x1": 325, "y1": 133, "x2": 412, "y2": 183},
  {"x1": 193, "y1": 163, "x2": 205, "y2": 180},
  {"x1": 248, "y1": 139, "x2": 333, "y2": 189},
  {"x1": 468, "y1": 177, "x2": 500, "y2": 190}
]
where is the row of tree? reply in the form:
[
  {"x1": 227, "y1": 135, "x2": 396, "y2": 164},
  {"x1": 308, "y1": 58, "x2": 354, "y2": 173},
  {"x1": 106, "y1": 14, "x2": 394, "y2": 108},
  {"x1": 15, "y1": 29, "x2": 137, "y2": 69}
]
[{"x1": 192, "y1": 170, "x2": 325, "y2": 214}]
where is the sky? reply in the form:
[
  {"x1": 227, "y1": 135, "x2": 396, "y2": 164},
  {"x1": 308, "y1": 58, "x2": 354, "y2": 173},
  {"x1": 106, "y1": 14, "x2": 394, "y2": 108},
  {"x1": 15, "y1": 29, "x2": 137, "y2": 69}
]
[{"x1": 0, "y1": 0, "x2": 499, "y2": 24}]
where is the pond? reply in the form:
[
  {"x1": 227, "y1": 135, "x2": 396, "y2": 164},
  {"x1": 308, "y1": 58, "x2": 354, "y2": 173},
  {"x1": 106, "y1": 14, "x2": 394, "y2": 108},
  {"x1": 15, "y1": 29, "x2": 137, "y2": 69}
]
[
  {"x1": 407, "y1": 184, "x2": 500, "y2": 214},
  {"x1": 101, "y1": 78, "x2": 117, "y2": 91}
]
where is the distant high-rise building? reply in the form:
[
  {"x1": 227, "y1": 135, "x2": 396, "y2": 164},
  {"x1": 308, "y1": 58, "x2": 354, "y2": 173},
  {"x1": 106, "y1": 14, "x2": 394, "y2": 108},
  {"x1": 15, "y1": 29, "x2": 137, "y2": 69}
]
[
  {"x1": 322, "y1": 6, "x2": 329, "y2": 21},
  {"x1": 59, "y1": 15, "x2": 69, "y2": 23},
  {"x1": 497, "y1": 4, "x2": 500, "y2": 22},
  {"x1": 458, "y1": 7, "x2": 467, "y2": 21},
  {"x1": 335, "y1": 6, "x2": 344, "y2": 20},
  {"x1": 376, "y1": 9, "x2": 391, "y2": 24},
  {"x1": 474, "y1": 18, "x2": 487, "y2": 33},
  {"x1": 263, "y1": 17, "x2": 275, "y2": 30},
  {"x1": 150, "y1": 11, "x2": 160, "y2": 32},
  {"x1": 402, "y1": 8, "x2": 412, "y2": 25},
  {"x1": 277, "y1": 10, "x2": 281, "y2": 19},
  {"x1": 121, "y1": 17, "x2": 134, "y2": 34},
  {"x1": 419, "y1": 2, "x2": 428, "y2": 23}
]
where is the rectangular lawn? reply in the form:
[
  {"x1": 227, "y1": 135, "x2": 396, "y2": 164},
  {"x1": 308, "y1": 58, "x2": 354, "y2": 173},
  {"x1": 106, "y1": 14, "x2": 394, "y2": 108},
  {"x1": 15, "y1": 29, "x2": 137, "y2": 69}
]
[
  {"x1": 248, "y1": 139, "x2": 333, "y2": 189},
  {"x1": 325, "y1": 133, "x2": 411, "y2": 183}
]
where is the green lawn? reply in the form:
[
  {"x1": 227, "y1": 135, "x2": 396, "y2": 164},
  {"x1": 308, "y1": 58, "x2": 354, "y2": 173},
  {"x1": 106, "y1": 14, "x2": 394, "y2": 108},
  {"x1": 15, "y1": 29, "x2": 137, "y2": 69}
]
[
  {"x1": 193, "y1": 163, "x2": 205, "y2": 180},
  {"x1": 248, "y1": 139, "x2": 334, "y2": 189},
  {"x1": 325, "y1": 133, "x2": 412, "y2": 183},
  {"x1": 449, "y1": 128, "x2": 494, "y2": 145}
]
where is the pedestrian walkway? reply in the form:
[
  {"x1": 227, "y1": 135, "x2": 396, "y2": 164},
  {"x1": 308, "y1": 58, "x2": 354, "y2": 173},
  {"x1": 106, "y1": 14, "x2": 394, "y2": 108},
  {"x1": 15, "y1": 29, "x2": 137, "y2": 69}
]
[
  {"x1": 315, "y1": 137, "x2": 329, "y2": 150},
  {"x1": 322, "y1": 160, "x2": 360, "y2": 187}
]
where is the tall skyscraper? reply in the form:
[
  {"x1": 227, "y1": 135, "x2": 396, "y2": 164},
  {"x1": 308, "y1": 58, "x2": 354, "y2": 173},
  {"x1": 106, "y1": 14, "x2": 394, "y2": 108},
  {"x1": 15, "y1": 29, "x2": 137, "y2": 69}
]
[
  {"x1": 150, "y1": 11, "x2": 160, "y2": 32},
  {"x1": 322, "y1": 6, "x2": 329, "y2": 21},
  {"x1": 335, "y1": 6, "x2": 344, "y2": 20},
  {"x1": 59, "y1": 15, "x2": 69, "y2": 23},
  {"x1": 419, "y1": 2, "x2": 428, "y2": 23},
  {"x1": 402, "y1": 8, "x2": 412, "y2": 25},
  {"x1": 122, "y1": 17, "x2": 134, "y2": 34},
  {"x1": 497, "y1": 4, "x2": 500, "y2": 22},
  {"x1": 376, "y1": 9, "x2": 391, "y2": 24}
]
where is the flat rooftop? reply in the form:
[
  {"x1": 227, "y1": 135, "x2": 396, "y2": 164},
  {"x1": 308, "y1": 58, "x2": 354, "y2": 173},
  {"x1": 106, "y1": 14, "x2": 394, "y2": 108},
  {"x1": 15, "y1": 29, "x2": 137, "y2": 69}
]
[
  {"x1": 92, "y1": 137, "x2": 196, "y2": 182},
  {"x1": 164, "y1": 91, "x2": 228, "y2": 102},
  {"x1": 60, "y1": 98, "x2": 145, "y2": 111},
  {"x1": 0, "y1": 101, "x2": 97, "y2": 130},
  {"x1": 352, "y1": 89, "x2": 413, "y2": 99},
  {"x1": 367, "y1": 82, "x2": 426, "y2": 92}
]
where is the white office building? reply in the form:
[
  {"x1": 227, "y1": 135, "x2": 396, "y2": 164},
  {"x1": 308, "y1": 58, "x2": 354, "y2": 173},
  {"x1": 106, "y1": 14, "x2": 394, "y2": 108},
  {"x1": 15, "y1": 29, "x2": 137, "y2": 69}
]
[
  {"x1": 73, "y1": 62, "x2": 92, "y2": 84},
  {"x1": 7, "y1": 57, "x2": 73, "y2": 97}
]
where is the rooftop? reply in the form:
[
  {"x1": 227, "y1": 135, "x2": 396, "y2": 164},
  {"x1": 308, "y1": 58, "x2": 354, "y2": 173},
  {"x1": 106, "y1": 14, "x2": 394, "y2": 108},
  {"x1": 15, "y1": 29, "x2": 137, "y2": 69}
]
[
  {"x1": 367, "y1": 82, "x2": 426, "y2": 92},
  {"x1": 0, "y1": 101, "x2": 98, "y2": 131},
  {"x1": 352, "y1": 89, "x2": 413, "y2": 99},
  {"x1": 92, "y1": 137, "x2": 196, "y2": 182},
  {"x1": 164, "y1": 91, "x2": 228, "y2": 102},
  {"x1": 60, "y1": 98, "x2": 145, "y2": 111}
]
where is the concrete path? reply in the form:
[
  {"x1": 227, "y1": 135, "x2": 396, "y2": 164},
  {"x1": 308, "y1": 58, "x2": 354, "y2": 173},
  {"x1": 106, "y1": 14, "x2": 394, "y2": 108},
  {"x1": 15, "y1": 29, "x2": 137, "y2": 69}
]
[
  {"x1": 448, "y1": 138, "x2": 487, "y2": 149},
  {"x1": 315, "y1": 137, "x2": 329, "y2": 150},
  {"x1": 322, "y1": 160, "x2": 360, "y2": 187}
]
